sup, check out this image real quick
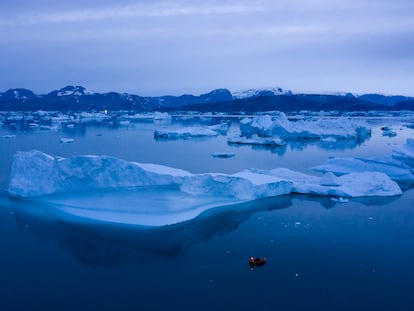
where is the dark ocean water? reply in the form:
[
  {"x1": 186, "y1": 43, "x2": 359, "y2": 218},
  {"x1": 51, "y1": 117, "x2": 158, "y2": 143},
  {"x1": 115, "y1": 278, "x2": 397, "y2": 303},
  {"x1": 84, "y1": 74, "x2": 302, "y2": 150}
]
[{"x1": 1, "y1": 115, "x2": 414, "y2": 310}]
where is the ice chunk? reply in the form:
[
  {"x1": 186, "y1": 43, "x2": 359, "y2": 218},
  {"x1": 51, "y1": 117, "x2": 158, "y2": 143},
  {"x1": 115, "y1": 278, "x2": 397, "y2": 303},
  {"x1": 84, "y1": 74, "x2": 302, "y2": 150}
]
[
  {"x1": 331, "y1": 197, "x2": 349, "y2": 203},
  {"x1": 60, "y1": 138, "x2": 75, "y2": 143},
  {"x1": 3, "y1": 134, "x2": 16, "y2": 139},
  {"x1": 154, "y1": 126, "x2": 219, "y2": 139},
  {"x1": 228, "y1": 134, "x2": 285, "y2": 146},
  {"x1": 393, "y1": 139, "x2": 414, "y2": 167},
  {"x1": 381, "y1": 126, "x2": 397, "y2": 137},
  {"x1": 125, "y1": 112, "x2": 172, "y2": 124},
  {"x1": 181, "y1": 172, "x2": 292, "y2": 200},
  {"x1": 211, "y1": 152, "x2": 235, "y2": 158},
  {"x1": 248, "y1": 168, "x2": 402, "y2": 197},
  {"x1": 312, "y1": 156, "x2": 414, "y2": 185},
  {"x1": 240, "y1": 113, "x2": 371, "y2": 140}
]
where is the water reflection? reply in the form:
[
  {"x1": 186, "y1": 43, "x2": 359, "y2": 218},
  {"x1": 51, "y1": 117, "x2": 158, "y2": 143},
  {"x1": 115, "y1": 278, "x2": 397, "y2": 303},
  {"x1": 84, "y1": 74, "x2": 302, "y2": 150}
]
[
  {"x1": 291, "y1": 193, "x2": 399, "y2": 209},
  {"x1": 9, "y1": 195, "x2": 292, "y2": 267}
]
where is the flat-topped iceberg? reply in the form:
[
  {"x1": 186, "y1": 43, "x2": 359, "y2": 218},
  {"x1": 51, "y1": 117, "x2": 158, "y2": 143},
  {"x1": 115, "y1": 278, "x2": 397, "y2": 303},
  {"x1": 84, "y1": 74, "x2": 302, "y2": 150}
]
[
  {"x1": 240, "y1": 113, "x2": 371, "y2": 140},
  {"x1": 9, "y1": 151, "x2": 401, "y2": 200},
  {"x1": 8, "y1": 150, "x2": 292, "y2": 199},
  {"x1": 312, "y1": 156, "x2": 414, "y2": 186}
]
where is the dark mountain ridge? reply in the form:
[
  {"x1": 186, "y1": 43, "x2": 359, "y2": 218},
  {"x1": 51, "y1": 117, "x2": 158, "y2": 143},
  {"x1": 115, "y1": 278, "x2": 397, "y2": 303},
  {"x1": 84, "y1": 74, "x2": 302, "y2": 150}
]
[{"x1": 0, "y1": 85, "x2": 413, "y2": 112}]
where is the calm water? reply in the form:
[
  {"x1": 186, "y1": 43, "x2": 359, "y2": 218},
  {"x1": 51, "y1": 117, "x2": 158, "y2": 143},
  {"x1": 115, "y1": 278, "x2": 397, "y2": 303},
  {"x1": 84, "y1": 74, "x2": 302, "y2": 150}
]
[{"x1": 1, "y1": 114, "x2": 414, "y2": 310}]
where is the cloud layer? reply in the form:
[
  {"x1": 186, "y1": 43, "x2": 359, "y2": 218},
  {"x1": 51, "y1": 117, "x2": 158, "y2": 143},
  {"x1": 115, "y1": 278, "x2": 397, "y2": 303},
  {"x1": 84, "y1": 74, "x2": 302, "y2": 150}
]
[{"x1": 1, "y1": 0, "x2": 413, "y2": 95}]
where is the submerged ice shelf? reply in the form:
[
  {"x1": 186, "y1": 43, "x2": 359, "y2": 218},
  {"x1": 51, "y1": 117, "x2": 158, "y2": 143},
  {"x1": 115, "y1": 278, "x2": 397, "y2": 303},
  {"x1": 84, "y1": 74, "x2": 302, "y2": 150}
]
[{"x1": 8, "y1": 150, "x2": 403, "y2": 226}]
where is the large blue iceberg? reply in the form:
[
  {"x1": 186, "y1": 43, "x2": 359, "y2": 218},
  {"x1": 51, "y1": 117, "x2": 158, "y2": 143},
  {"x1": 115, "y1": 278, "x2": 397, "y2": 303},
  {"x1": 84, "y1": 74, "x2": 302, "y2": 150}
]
[{"x1": 7, "y1": 150, "x2": 402, "y2": 226}]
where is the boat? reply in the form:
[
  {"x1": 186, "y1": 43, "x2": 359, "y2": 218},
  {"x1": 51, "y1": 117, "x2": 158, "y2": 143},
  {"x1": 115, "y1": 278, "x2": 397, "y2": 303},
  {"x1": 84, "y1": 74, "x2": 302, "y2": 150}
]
[{"x1": 249, "y1": 256, "x2": 267, "y2": 266}]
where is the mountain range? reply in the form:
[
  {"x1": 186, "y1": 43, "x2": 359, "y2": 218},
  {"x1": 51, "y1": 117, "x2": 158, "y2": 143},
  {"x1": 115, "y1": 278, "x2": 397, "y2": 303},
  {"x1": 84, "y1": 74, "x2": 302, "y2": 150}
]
[{"x1": 0, "y1": 85, "x2": 413, "y2": 112}]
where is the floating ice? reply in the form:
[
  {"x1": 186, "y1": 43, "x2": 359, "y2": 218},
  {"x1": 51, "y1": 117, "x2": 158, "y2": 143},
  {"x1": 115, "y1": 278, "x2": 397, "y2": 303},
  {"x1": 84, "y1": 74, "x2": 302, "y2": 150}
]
[
  {"x1": 211, "y1": 152, "x2": 235, "y2": 158},
  {"x1": 9, "y1": 151, "x2": 402, "y2": 200},
  {"x1": 154, "y1": 126, "x2": 219, "y2": 139},
  {"x1": 8, "y1": 151, "x2": 402, "y2": 227},
  {"x1": 228, "y1": 134, "x2": 285, "y2": 147},
  {"x1": 60, "y1": 138, "x2": 75, "y2": 143},
  {"x1": 312, "y1": 156, "x2": 414, "y2": 185},
  {"x1": 240, "y1": 113, "x2": 371, "y2": 140},
  {"x1": 381, "y1": 126, "x2": 397, "y2": 137},
  {"x1": 8, "y1": 150, "x2": 292, "y2": 199},
  {"x1": 3, "y1": 134, "x2": 16, "y2": 139},
  {"x1": 248, "y1": 168, "x2": 401, "y2": 197},
  {"x1": 393, "y1": 139, "x2": 414, "y2": 167},
  {"x1": 125, "y1": 112, "x2": 172, "y2": 124}
]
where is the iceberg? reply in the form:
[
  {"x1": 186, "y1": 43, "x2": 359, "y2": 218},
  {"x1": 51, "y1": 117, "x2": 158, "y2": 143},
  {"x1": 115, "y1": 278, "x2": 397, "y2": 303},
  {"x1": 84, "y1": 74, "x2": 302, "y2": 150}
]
[
  {"x1": 312, "y1": 156, "x2": 414, "y2": 186},
  {"x1": 240, "y1": 113, "x2": 371, "y2": 140},
  {"x1": 8, "y1": 150, "x2": 292, "y2": 199},
  {"x1": 8, "y1": 151, "x2": 402, "y2": 226},
  {"x1": 9, "y1": 150, "x2": 402, "y2": 200},
  {"x1": 124, "y1": 112, "x2": 172, "y2": 124},
  {"x1": 393, "y1": 139, "x2": 414, "y2": 167},
  {"x1": 248, "y1": 168, "x2": 402, "y2": 197},
  {"x1": 154, "y1": 126, "x2": 219, "y2": 139},
  {"x1": 228, "y1": 134, "x2": 286, "y2": 147}
]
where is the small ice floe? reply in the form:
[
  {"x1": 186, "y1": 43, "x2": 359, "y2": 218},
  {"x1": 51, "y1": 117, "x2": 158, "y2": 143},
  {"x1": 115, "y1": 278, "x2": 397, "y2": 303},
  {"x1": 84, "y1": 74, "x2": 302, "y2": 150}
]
[
  {"x1": 60, "y1": 138, "x2": 75, "y2": 143},
  {"x1": 3, "y1": 134, "x2": 16, "y2": 139},
  {"x1": 381, "y1": 126, "x2": 397, "y2": 137},
  {"x1": 154, "y1": 127, "x2": 219, "y2": 139},
  {"x1": 330, "y1": 197, "x2": 349, "y2": 203},
  {"x1": 227, "y1": 134, "x2": 285, "y2": 146},
  {"x1": 211, "y1": 152, "x2": 235, "y2": 158}
]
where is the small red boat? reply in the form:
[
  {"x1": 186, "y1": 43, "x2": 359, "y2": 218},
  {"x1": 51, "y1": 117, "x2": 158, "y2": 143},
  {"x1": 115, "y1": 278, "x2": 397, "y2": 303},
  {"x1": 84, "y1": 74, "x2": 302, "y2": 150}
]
[{"x1": 249, "y1": 256, "x2": 267, "y2": 267}]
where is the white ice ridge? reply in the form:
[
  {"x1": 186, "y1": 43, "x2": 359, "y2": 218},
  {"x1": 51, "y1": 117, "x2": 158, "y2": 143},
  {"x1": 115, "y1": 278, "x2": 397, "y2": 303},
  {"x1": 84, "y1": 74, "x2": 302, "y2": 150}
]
[
  {"x1": 8, "y1": 150, "x2": 401, "y2": 199},
  {"x1": 312, "y1": 156, "x2": 414, "y2": 185},
  {"x1": 240, "y1": 113, "x2": 371, "y2": 139}
]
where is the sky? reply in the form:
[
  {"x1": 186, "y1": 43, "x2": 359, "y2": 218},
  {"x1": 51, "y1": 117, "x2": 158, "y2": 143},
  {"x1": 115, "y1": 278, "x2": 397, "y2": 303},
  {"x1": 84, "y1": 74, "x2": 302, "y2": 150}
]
[{"x1": 1, "y1": 0, "x2": 414, "y2": 96}]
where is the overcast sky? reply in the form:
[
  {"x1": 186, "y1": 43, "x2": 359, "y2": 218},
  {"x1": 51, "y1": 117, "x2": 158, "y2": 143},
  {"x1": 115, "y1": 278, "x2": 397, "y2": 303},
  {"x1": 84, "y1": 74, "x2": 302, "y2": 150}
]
[{"x1": 1, "y1": 0, "x2": 413, "y2": 96}]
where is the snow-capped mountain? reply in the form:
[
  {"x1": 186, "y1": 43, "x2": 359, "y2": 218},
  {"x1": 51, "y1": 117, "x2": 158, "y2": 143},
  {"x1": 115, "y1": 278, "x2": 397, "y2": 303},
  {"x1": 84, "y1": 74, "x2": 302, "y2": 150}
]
[
  {"x1": 232, "y1": 87, "x2": 292, "y2": 99},
  {"x1": 47, "y1": 85, "x2": 94, "y2": 97},
  {"x1": 0, "y1": 85, "x2": 413, "y2": 112},
  {"x1": 1, "y1": 88, "x2": 38, "y2": 101}
]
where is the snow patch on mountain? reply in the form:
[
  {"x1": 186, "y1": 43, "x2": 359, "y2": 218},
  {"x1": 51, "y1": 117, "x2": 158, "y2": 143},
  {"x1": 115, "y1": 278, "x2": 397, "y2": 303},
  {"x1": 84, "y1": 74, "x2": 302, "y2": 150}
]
[{"x1": 232, "y1": 87, "x2": 292, "y2": 99}]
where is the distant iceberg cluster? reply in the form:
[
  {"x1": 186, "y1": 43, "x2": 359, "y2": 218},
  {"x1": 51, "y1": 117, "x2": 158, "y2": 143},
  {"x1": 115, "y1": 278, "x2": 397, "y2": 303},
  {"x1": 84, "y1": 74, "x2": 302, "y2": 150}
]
[{"x1": 9, "y1": 150, "x2": 403, "y2": 200}]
